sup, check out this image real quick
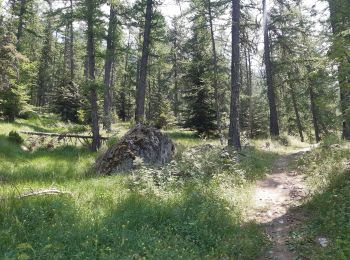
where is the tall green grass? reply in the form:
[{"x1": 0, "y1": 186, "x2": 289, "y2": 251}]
[
  {"x1": 0, "y1": 116, "x2": 282, "y2": 259},
  {"x1": 291, "y1": 144, "x2": 350, "y2": 259}
]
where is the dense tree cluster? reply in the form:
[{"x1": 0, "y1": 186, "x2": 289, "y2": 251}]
[{"x1": 0, "y1": 0, "x2": 349, "y2": 150}]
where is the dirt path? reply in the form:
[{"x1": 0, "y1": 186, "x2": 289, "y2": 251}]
[{"x1": 247, "y1": 148, "x2": 311, "y2": 260}]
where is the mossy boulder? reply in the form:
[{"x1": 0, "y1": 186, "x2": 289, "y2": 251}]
[{"x1": 95, "y1": 125, "x2": 175, "y2": 175}]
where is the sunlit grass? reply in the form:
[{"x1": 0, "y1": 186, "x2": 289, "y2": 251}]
[
  {"x1": 251, "y1": 134, "x2": 311, "y2": 155},
  {"x1": 290, "y1": 143, "x2": 350, "y2": 259},
  {"x1": 0, "y1": 115, "x2": 284, "y2": 258}
]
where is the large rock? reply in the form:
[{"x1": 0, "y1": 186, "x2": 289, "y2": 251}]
[{"x1": 94, "y1": 125, "x2": 175, "y2": 175}]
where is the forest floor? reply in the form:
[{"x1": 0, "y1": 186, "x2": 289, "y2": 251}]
[
  {"x1": 0, "y1": 115, "x2": 349, "y2": 259},
  {"x1": 247, "y1": 147, "x2": 311, "y2": 260}
]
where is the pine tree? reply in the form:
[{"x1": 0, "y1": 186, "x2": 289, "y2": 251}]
[
  {"x1": 183, "y1": 0, "x2": 217, "y2": 136},
  {"x1": 228, "y1": 0, "x2": 241, "y2": 150},
  {"x1": 0, "y1": 30, "x2": 27, "y2": 121}
]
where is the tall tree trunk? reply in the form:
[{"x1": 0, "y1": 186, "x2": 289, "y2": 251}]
[
  {"x1": 246, "y1": 46, "x2": 254, "y2": 138},
  {"x1": 288, "y1": 73, "x2": 304, "y2": 142},
  {"x1": 263, "y1": 0, "x2": 279, "y2": 137},
  {"x1": 135, "y1": 0, "x2": 152, "y2": 123},
  {"x1": 86, "y1": 0, "x2": 100, "y2": 151},
  {"x1": 63, "y1": 0, "x2": 75, "y2": 81},
  {"x1": 120, "y1": 32, "x2": 131, "y2": 122},
  {"x1": 69, "y1": 0, "x2": 75, "y2": 80},
  {"x1": 16, "y1": 0, "x2": 26, "y2": 50},
  {"x1": 63, "y1": 23, "x2": 70, "y2": 78},
  {"x1": 228, "y1": 0, "x2": 241, "y2": 151},
  {"x1": 103, "y1": 5, "x2": 117, "y2": 132},
  {"x1": 328, "y1": 0, "x2": 350, "y2": 140},
  {"x1": 36, "y1": 0, "x2": 53, "y2": 107},
  {"x1": 207, "y1": 0, "x2": 223, "y2": 144},
  {"x1": 173, "y1": 24, "x2": 179, "y2": 118},
  {"x1": 309, "y1": 84, "x2": 321, "y2": 142}
]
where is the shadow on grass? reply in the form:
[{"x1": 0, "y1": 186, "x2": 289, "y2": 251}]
[
  {"x1": 12, "y1": 121, "x2": 53, "y2": 132},
  {"x1": 287, "y1": 169, "x2": 350, "y2": 259},
  {"x1": 0, "y1": 135, "x2": 94, "y2": 184},
  {"x1": 0, "y1": 186, "x2": 267, "y2": 259},
  {"x1": 166, "y1": 130, "x2": 199, "y2": 140},
  {"x1": 239, "y1": 146, "x2": 279, "y2": 181}
]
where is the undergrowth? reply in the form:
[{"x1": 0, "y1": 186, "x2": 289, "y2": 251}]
[
  {"x1": 0, "y1": 116, "x2": 280, "y2": 259},
  {"x1": 291, "y1": 143, "x2": 350, "y2": 259}
]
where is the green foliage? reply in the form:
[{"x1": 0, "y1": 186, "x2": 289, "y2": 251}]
[
  {"x1": 8, "y1": 130, "x2": 23, "y2": 144},
  {"x1": 0, "y1": 188, "x2": 267, "y2": 259},
  {"x1": 0, "y1": 85, "x2": 24, "y2": 121},
  {"x1": 292, "y1": 144, "x2": 350, "y2": 259},
  {"x1": 182, "y1": 0, "x2": 217, "y2": 136},
  {"x1": 0, "y1": 32, "x2": 28, "y2": 121},
  {"x1": 276, "y1": 135, "x2": 290, "y2": 146},
  {"x1": 53, "y1": 81, "x2": 81, "y2": 123},
  {"x1": 321, "y1": 133, "x2": 341, "y2": 147},
  {"x1": 0, "y1": 117, "x2": 275, "y2": 259},
  {"x1": 154, "y1": 99, "x2": 176, "y2": 129}
]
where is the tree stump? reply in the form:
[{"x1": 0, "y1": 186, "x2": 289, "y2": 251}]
[{"x1": 94, "y1": 125, "x2": 175, "y2": 175}]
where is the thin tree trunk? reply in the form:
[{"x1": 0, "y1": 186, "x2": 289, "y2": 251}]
[
  {"x1": 64, "y1": 24, "x2": 70, "y2": 77},
  {"x1": 263, "y1": 0, "x2": 279, "y2": 137},
  {"x1": 135, "y1": 0, "x2": 152, "y2": 123},
  {"x1": 103, "y1": 5, "x2": 117, "y2": 132},
  {"x1": 86, "y1": 0, "x2": 100, "y2": 151},
  {"x1": 16, "y1": 0, "x2": 26, "y2": 50},
  {"x1": 247, "y1": 47, "x2": 254, "y2": 138},
  {"x1": 228, "y1": 0, "x2": 241, "y2": 151},
  {"x1": 120, "y1": 32, "x2": 131, "y2": 122},
  {"x1": 69, "y1": 0, "x2": 75, "y2": 80},
  {"x1": 36, "y1": 0, "x2": 53, "y2": 107},
  {"x1": 328, "y1": 0, "x2": 350, "y2": 140},
  {"x1": 207, "y1": 0, "x2": 223, "y2": 144},
  {"x1": 288, "y1": 73, "x2": 304, "y2": 142},
  {"x1": 173, "y1": 24, "x2": 179, "y2": 118},
  {"x1": 309, "y1": 84, "x2": 320, "y2": 142}
]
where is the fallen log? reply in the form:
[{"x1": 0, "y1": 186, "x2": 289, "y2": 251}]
[
  {"x1": 19, "y1": 188, "x2": 72, "y2": 198},
  {"x1": 20, "y1": 131, "x2": 109, "y2": 141}
]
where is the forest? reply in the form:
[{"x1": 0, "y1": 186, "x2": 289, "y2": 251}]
[{"x1": 0, "y1": 0, "x2": 349, "y2": 259}]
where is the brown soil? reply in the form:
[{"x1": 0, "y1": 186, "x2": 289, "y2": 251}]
[{"x1": 247, "y1": 148, "x2": 311, "y2": 260}]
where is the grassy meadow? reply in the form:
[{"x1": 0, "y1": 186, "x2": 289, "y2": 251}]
[
  {"x1": 0, "y1": 115, "x2": 278, "y2": 259},
  {"x1": 290, "y1": 141, "x2": 350, "y2": 259},
  {"x1": 0, "y1": 115, "x2": 349, "y2": 259}
]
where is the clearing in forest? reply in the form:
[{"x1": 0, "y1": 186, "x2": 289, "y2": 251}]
[{"x1": 247, "y1": 147, "x2": 311, "y2": 260}]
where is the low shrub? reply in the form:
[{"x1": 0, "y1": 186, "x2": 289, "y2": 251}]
[
  {"x1": 8, "y1": 131, "x2": 23, "y2": 144},
  {"x1": 321, "y1": 133, "x2": 341, "y2": 148}
]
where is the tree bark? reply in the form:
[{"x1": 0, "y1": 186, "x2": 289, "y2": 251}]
[
  {"x1": 135, "y1": 0, "x2": 153, "y2": 123},
  {"x1": 16, "y1": 0, "x2": 26, "y2": 50},
  {"x1": 207, "y1": 0, "x2": 223, "y2": 144},
  {"x1": 172, "y1": 21, "x2": 179, "y2": 118},
  {"x1": 228, "y1": 0, "x2": 241, "y2": 151},
  {"x1": 246, "y1": 46, "x2": 254, "y2": 138},
  {"x1": 288, "y1": 73, "x2": 304, "y2": 142},
  {"x1": 328, "y1": 0, "x2": 350, "y2": 140},
  {"x1": 120, "y1": 32, "x2": 131, "y2": 122},
  {"x1": 69, "y1": 0, "x2": 75, "y2": 80},
  {"x1": 103, "y1": 5, "x2": 117, "y2": 132},
  {"x1": 309, "y1": 84, "x2": 321, "y2": 142},
  {"x1": 86, "y1": 0, "x2": 100, "y2": 151},
  {"x1": 263, "y1": 0, "x2": 279, "y2": 137},
  {"x1": 36, "y1": 0, "x2": 53, "y2": 107}
]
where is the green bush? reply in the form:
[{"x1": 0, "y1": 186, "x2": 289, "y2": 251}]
[
  {"x1": 276, "y1": 135, "x2": 290, "y2": 146},
  {"x1": 321, "y1": 133, "x2": 341, "y2": 147},
  {"x1": 292, "y1": 145, "x2": 350, "y2": 259},
  {"x1": 8, "y1": 131, "x2": 24, "y2": 144},
  {"x1": 18, "y1": 106, "x2": 39, "y2": 119}
]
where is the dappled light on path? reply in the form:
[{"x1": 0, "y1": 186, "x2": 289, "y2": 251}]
[{"x1": 247, "y1": 148, "x2": 311, "y2": 259}]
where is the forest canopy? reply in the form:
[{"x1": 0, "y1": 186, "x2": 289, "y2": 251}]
[{"x1": 0, "y1": 0, "x2": 349, "y2": 150}]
